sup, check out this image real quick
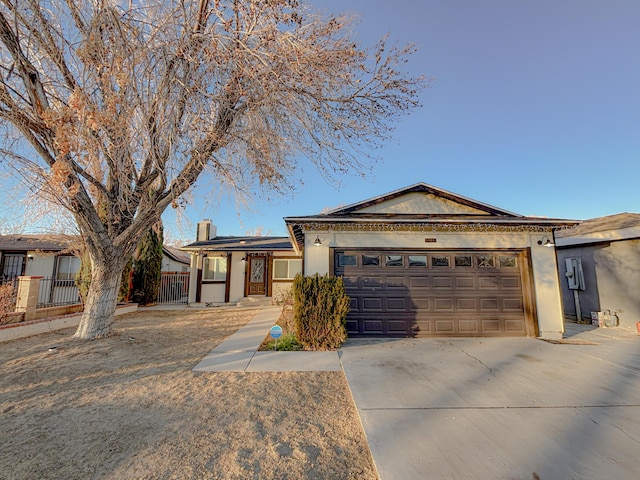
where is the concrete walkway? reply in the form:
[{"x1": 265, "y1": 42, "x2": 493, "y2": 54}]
[{"x1": 192, "y1": 306, "x2": 341, "y2": 372}]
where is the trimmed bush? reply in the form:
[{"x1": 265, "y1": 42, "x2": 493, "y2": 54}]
[{"x1": 293, "y1": 273, "x2": 350, "y2": 350}]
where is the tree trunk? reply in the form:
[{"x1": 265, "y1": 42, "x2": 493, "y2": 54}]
[{"x1": 74, "y1": 256, "x2": 126, "y2": 340}]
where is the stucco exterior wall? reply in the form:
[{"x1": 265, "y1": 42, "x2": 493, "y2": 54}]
[
  {"x1": 593, "y1": 240, "x2": 640, "y2": 329},
  {"x1": 304, "y1": 229, "x2": 565, "y2": 339},
  {"x1": 228, "y1": 252, "x2": 246, "y2": 303},
  {"x1": 24, "y1": 253, "x2": 56, "y2": 277},
  {"x1": 161, "y1": 256, "x2": 189, "y2": 272}
]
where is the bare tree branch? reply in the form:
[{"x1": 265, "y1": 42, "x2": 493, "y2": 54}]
[{"x1": 0, "y1": 0, "x2": 426, "y2": 339}]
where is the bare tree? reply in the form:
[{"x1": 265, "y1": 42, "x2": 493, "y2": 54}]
[{"x1": 0, "y1": 0, "x2": 424, "y2": 339}]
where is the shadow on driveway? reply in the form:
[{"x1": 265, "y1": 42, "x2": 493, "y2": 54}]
[{"x1": 340, "y1": 328, "x2": 640, "y2": 480}]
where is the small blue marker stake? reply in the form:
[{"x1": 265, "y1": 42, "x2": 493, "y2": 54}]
[{"x1": 269, "y1": 325, "x2": 283, "y2": 351}]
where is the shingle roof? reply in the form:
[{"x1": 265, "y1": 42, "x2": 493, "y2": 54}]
[
  {"x1": 0, "y1": 234, "x2": 77, "y2": 252},
  {"x1": 162, "y1": 246, "x2": 190, "y2": 264},
  {"x1": 181, "y1": 236, "x2": 294, "y2": 252},
  {"x1": 556, "y1": 213, "x2": 640, "y2": 237}
]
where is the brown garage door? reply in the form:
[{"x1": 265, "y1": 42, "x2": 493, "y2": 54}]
[{"x1": 334, "y1": 249, "x2": 530, "y2": 337}]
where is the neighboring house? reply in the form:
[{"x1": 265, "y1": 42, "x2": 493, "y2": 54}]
[
  {"x1": 1, "y1": 234, "x2": 193, "y2": 305},
  {"x1": 162, "y1": 246, "x2": 190, "y2": 272},
  {"x1": 555, "y1": 213, "x2": 640, "y2": 330},
  {"x1": 0, "y1": 234, "x2": 82, "y2": 307},
  {"x1": 285, "y1": 183, "x2": 579, "y2": 340},
  {"x1": 181, "y1": 220, "x2": 301, "y2": 305},
  {"x1": 0, "y1": 234, "x2": 80, "y2": 282}
]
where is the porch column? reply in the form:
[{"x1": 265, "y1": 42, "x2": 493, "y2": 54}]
[{"x1": 15, "y1": 276, "x2": 42, "y2": 321}]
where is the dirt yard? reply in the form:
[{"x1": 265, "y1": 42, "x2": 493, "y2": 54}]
[{"x1": 0, "y1": 308, "x2": 376, "y2": 480}]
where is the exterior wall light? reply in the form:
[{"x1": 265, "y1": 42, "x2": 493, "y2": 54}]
[
  {"x1": 537, "y1": 236, "x2": 555, "y2": 247},
  {"x1": 313, "y1": 236, "x2": 322, "y2": 246}
]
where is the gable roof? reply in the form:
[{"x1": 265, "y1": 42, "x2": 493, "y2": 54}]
[
  {"x1": 326, "y1": 183, "x2": 522, "y2": 217},
  {"x1": 181, "y1": 236, "x2": 294, "y2": 252},
  {"x1": 285, "y1": 183, "x2": 579, "y2": 250}
]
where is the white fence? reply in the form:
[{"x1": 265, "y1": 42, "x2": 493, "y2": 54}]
[{"x1": 157, "y1": 272, "x2": 189, "y2": 304}]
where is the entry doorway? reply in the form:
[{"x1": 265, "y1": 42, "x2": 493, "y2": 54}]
[{"x1": 246, "y1": 255, "x2": 267, "y2": 296}]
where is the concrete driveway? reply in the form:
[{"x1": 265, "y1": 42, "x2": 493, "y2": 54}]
[{"x1": 340, "y1": 324, "x2": 640, "y2": 480}]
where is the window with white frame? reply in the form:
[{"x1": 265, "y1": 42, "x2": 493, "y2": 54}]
[
  {"x1": 273, "y1": 258, "x2": 302, "y2": 280},
  {"x1": 56, "y1": 256, "x2": 81, "y2": 281},
  {"x1": 203, "y1": 256, "x2": 227, "y2": 281}
]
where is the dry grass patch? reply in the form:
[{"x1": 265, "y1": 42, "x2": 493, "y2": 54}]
[{"x1": 0, "y1": 308, "x2": 376, "y2": 480}]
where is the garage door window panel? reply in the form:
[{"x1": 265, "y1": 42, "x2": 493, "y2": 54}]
[
  {"x1": 431, "y1": 256, "x2": 450, "y2": 267},
  {"x1": 455, "y1": 256, "x2": 473, "y2": 267},
  {"x1": 500, "y1": 256, "x2": 517, "y2": 268},
  {"x1": 362, "y1": 255, "x2": 380, "y2": 266},
  {"x1": 408, "y1": 255, "x2": 427, "y2": 267},
  {"x1": 477, "y1": 256, "x2": 496, "y2": 268},
  {"x1": 337, "y1": 254, "x2": 357, "y2": 267},
  {"x1": 385, "y1": 255, "x2": 404, "y2": 267}
]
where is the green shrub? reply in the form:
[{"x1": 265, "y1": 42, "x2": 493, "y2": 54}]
[
  {"x1": 293, "y1": 273, "x2": 350, "y2": 350},
  {"x1": 261, "y1": 333, "x2": 302, "y2": 351}
]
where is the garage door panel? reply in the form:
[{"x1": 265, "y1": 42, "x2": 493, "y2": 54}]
[
  {"x1": 456, "y1": 277, "x2": 476, "y2": 289},
  {"x1": 481, "y1": 319, "x2": 501, "y2": 332},
  {"x1": 388, "y1": 319, "x2": 411, "y2": 333},
  {"x1": 501, "y1": 277, "x2": 521, "y2": 289},
  {"x1": 387, "y1": 297, "x2": 408, "y2": 310},
  {"x1": 434, "y1": 298, "x2": 454, "y2": 311},
  {"x1": 409, "y1": 276, "x2": 429, "y2": 288},
  {"x1": 459, "y1": 320, "x2": 479, "y2": 333},
  {"x1": 363, "y1": 319, "x2": 384, "y2": 334},
  {"x1": 349, "y1": 297, "x2": 360, "y2": 311},
  {"x1": 505, "y1": 319, "x2": 526, "y2": 332},
  {"x1": 457, "y1": 298, "x2": 476, "y2": 310},
  {"x1": 503, "y1": 298, "x2": 523, "y2": 310},
  {"x1": 479, "y1": 277, "x2": 499, "y2": 289},
  {"x1": 362, "y1": 297, "x2": 383, "y2": 310},
  {"x1": 411, "y1": 297, "x2": 430, "y2": 309},
  {"x1": 433, "y1": 276, "x2": 452, "y2": 288},
  {"x1": 362, "y1": 277, "x2": 382, "y2": 288},
  {"x1": 336, "y1": 249, "x2": 528, "y2": 337},
  {"x1": 480, "y1": 298, "x2": 499, "y2": 310},
  {"x1": 435, "y1": 320, "x2": 455, "y2": 333},
  {"x1": 343, "y1": 276, "x2": 359, "y2": 287},
  {"x1": 386, "y1": 276, "x2": 406, "y2": 288}
]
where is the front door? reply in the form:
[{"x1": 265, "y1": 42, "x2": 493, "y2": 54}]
[{"x1": 247, "y1": 255, "x2": 267, "y2": 295}]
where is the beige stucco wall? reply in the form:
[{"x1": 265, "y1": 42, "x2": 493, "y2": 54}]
[
  {"x1": 24, "y1": 253, "x2": 56, "y2": 277},
  {"x1": 161, "y1": 256, "x2": 189, "y2": 272},
  {"x1": 593, "y1": 239, "x2": 640, "y2": 329},
  {"x1": 304, "y1": 229, "x2": 564, "y2": 339}
]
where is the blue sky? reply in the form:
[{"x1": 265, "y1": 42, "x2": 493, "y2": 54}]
[
  {"x1": 2, "y1": 1, "x2": 638, "y2": 241},
  {"x1": 164, "y1": 0, "x2": 639, "y2": 241}
]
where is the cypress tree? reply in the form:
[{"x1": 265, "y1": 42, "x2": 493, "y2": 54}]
[{"x1": 131, "y1": 222, "x2": 164, "y2": 305}]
